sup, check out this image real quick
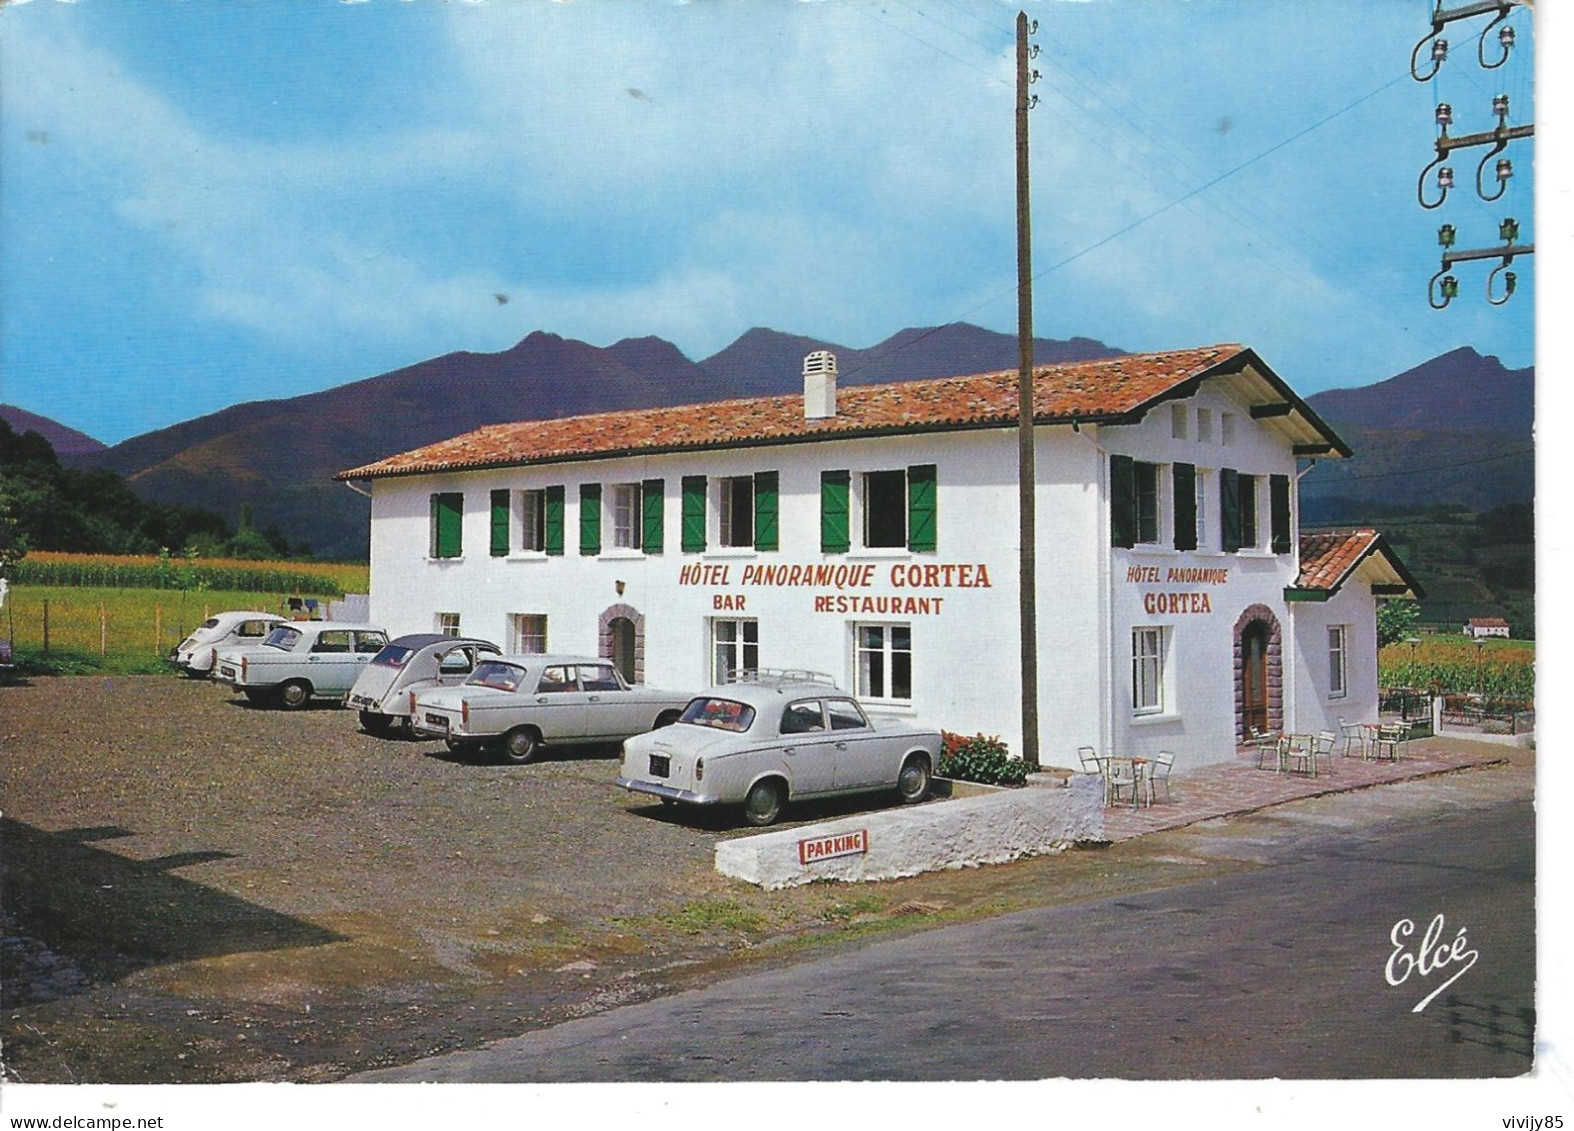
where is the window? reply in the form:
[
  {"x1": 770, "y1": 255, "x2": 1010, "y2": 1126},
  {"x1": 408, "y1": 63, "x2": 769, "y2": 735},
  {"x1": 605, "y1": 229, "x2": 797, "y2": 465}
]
[
  {"x1": 1221, "y1": 412, "x2": 1237, "y2": 446},
  {"x1": 579, "y1": 484, "x2": 601, "y2": 556},
  {"x1": 611, "y1": 483, "x2": 643, "y2": 550},
  {"x1": 1196, "y1": 408, "x2": 1213, "y2": 443},
  {"x1": 718, "y1": 476, "x2": 755, "y2": 548},
  {"x1": 490, "y1": 489, "x2": 509, "y2": 557},
  {"x1": 537, "y1": 665, "x2": 576, "y2": 693},
  {"x1": 1134, "y1": 461, "x2": 1160, "y2": 544},
  {"x1": 519, "y1": 489, "x2": 546, "y2": 552},
  {"x1": 436, "y1": 612, "x2": 461, "y2": 637},
  {"x1": 826, "y1": 698, "x2": 870, "y2": 730},
  {"x1": 429, "y1": 492, "x2": 463, "y2": 559},
  {"x1": 710, "y1": 618, "x2": 758, "y2": 683},
  {"x1": 1171, "y1": 403, "x2": 1189, "y2": 440},
  {"x1": 1110, "y1": 455, "x2": 1164, "y2": 549},
  {"x1": 1328, "y1": 626, "x2": 1348, "y2": 698},
  {"x1": 863, "y1": 470, "x2": 907, "y2": 548},
  {"x1": 510, "y1": 614, "x2": 546, "y2": 654},
  {"x1": 578, "y1": 663, "x2": 622, "y2": 691},
  {"x1": 1269, "y1": 474, "x2": 1292, "y2": 555},
  {"x1": 1132, "y1": 627, "x2": 1166, "y2": 715},
  {"x1": 312, "y1": 630, "x2": 352, "y2": 654},
  {"x1": 781, "y1": 700, "x2": 826, "y2": 734},
  {"x1": 1238, "y1": 474, "x2": 1259, "y2": 549},
  {"x1": 856, "y1": 623, "x2": 912, "y2": 704}
]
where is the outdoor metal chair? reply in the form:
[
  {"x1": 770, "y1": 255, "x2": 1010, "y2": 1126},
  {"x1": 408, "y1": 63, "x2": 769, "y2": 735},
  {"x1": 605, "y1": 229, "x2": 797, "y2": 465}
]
[
  {"x1": 1337, "y1": 717, "x2": 1365, "y2": 759},
  {"x1": 1372, "y1": 724, "x2": 1405, "y2": 763},
  {"x1": 1076, "y1": 746, "x2": 1101, "y2": 775},
  {"x1": 1314, "y1": 730, "x2": 1338, "y2": 776},
  {"x1": 1146, "y1": 750, "x2": 1175, "y2": 805},
  {"x1": 1104, "y1": 758, "x2": 1141, "y2": 808},
  {"x1": 1251, "y1": 728, "x2": 1281, "y2": 771},
  {"x1": 1281, "y1": 733, "x2": 1317, "y2": 777}
]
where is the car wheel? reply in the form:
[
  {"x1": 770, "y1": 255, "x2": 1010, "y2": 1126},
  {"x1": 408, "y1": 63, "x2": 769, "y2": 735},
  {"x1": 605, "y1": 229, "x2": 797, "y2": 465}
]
[
  {"x1": 500, "y1": 726, "x2": 541, "y2": 765},
  {"x1": 359, "y1": 710, "x2": 394, "y2": 736},
  {"x1": 276, "y1": 680, "x2": 313, "y2": 710},
  {"x1": 742, "y1": 779, "x2": 784, "y2": 827},
  {"x1": 242, "y1": 689, "x2": 271, "y2": 705},
  {"x1": 898, "y1": 754, "x2": 932, "y2": 804},
  {"x1": 444, "y1": 737, "x2": 474, "y2": 756}
]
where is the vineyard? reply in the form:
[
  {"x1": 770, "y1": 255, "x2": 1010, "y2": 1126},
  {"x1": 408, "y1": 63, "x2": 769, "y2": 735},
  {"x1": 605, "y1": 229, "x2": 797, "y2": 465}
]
[
  {"x1": 2, "y1": 553, "x2": 370, "y2": 675},
  {"x1": 1378, "y1": 634, "x2": 1534, "y2": 702}
]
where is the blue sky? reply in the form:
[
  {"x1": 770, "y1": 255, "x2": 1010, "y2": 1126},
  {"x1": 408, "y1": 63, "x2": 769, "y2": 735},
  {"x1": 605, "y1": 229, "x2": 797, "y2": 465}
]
[{"x1": 0, "y1": 0, "x2": 1538, "y2": 446}]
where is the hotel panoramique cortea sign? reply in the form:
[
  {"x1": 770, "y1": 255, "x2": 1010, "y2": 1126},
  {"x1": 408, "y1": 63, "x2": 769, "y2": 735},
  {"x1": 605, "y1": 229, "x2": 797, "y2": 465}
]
[
  {"x1": 1126, "y1": 564, "x2": 1231, "y2": 615},
  {"x1": 678, "y1": 561, "x2": 996, "y2": 616}
]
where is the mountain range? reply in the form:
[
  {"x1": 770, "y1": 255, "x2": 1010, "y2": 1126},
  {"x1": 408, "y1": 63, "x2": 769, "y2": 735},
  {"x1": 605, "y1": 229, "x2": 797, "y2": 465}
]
[{"x1": 2, "y1": 327, "x2": 1532, "y2": 561}]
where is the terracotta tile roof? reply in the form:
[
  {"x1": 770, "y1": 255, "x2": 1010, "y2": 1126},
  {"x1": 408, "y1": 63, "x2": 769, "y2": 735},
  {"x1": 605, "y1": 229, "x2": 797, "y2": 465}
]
[
  {"x1": 338, "y1": 345, "x2": 1255, "y2": 480},
  {"x1": 1293, "y1": 528, "x2": 1423, "y2": 598},
  {"x1": 1467, "y1": 617, "x2": 1509, "y2": 627}
]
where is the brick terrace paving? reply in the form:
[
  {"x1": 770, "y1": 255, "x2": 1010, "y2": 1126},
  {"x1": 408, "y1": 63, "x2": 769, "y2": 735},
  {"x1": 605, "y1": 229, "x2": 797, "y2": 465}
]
[{"x1": 1097, "y1": 737, "x2": 1510, "y2": 843}]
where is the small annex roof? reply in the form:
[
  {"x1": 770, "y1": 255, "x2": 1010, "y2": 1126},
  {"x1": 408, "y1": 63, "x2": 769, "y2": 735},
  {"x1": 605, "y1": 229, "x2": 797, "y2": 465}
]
[
  {"x1": 1466, "y1": 616, "x2": 1510, "y2": 628},
  {"x1": 1286, "y1": 529, "x2": 1424, "y2": 602},
  {"x1": 337, "y1": 344, "x2": 1351, "y2": 481}
]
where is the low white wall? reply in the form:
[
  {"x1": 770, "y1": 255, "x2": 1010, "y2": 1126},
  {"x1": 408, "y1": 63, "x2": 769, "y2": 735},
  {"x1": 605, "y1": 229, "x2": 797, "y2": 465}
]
[{"x1": 714, "y1": 775, "x2": 1106, "y2": 890}]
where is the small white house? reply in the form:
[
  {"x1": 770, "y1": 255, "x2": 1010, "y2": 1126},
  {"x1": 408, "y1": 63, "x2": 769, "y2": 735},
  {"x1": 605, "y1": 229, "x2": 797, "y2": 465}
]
[
  {"x1": 1464, "y1": 617, "x2": 1510, "y2": 639},
  {"x1": 338, "y1": 344, "x2": 1421, "y2": 773}
]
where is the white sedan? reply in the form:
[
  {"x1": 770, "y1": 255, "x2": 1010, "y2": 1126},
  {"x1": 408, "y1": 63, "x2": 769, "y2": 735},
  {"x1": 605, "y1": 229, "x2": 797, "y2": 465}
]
[
  {"x1": 617, "y1": 675, "x2": 942, "y2": 826},
  {"x1": 168, "y1": 611, "x2": 287, "y2": 677},
  {"x1": 412, "y1": 654, "x2": 693, "y2": 764}
]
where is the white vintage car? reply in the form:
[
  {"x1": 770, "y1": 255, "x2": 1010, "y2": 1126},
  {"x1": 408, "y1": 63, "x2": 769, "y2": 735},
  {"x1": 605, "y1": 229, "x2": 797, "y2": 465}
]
[
  {"x1": 213, "y1": 621, "x2": 389, "y2": 708},
  {"x1": 617, "y1": 673, "x2": 942, "y2": 826},
  {"x1": 168, "y1": 611, "x2": 288, "y2": 677},
  {"x1": 411, "y1": 654, "x2": 693, "y2": 764},
  {"x1": 345, "y1": 634, "x2": 501, "y2": 736}
]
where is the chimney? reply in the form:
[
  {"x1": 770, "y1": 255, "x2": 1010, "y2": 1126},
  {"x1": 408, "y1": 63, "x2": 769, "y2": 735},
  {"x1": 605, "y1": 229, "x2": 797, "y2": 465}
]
[{"x1": 803, "y1": 350, "x2": 838, "y2": 420}]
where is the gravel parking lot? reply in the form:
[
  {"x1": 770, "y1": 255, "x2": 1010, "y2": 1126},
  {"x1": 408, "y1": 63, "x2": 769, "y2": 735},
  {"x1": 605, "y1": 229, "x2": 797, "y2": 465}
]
[{"x1": 2, "y1": 674, "x2": 1036, "y2": 1083}]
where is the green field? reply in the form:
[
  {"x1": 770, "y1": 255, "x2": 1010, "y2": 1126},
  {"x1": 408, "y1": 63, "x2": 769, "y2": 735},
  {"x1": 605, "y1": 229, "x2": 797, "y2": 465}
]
[{"x1": 3, "y1": 582, "x2": 365, "y2": 675}]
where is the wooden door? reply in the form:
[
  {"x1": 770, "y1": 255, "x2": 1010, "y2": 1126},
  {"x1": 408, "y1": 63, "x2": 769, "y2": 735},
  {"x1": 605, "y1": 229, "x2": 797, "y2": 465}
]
[{"x1": 1242, "y1": 621, "x2": 1270, "y2": 735}]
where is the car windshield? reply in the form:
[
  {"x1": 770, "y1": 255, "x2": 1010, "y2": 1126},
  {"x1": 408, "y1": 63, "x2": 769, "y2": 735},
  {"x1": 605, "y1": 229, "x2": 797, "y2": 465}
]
[
  {"x1": 262, "y1": 626, "x2": 302, "y2": 650},
  {"x1": 467, "y1": 661, "x2": 527, "y2": 693},
  {"x1": 678, "y1": 697, "x2": 756, "y2": 733},
  {"x1": 372, "y1": 645, "x2": 416, "y2": 669}
]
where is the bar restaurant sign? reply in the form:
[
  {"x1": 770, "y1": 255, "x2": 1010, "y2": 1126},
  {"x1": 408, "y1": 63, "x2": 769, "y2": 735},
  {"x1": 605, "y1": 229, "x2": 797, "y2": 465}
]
[
  {"x1": 798, "y1": 829, "x2": 870, "y2": 865},
  {"x1": 1126, "y1": 564, "x2": 1230, "y2": 615}
]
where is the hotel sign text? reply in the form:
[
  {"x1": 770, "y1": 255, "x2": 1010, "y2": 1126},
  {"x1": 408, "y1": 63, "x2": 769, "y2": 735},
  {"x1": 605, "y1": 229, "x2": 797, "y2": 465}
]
[
  {"x1": 681, "y1": 561, "x2": 993, "y2": 617},
  {"x1": 1126, "y1": 564, "x2": 1231, "y2": 616}
]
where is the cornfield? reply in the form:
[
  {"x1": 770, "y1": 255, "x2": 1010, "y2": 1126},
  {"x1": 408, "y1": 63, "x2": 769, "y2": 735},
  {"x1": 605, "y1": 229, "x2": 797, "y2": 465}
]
[
  {"x1": 13, "y1": 551, "x2": 366, "y2": 597},
  {"x1": 1378, "y1": 635, "x2": 1534, "y2": 702}
]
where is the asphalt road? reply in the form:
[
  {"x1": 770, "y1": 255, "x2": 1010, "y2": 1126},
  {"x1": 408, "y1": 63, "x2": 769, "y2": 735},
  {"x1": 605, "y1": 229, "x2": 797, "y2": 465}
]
[{"x1": 358, "y1": 780, "x2": 1534, "y2": 1082}]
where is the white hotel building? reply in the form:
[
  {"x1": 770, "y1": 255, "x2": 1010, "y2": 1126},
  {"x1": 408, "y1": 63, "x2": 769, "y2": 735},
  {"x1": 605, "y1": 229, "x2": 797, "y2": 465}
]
[{"x1": 338, "y1": 345, "x2": 1420, "y2": 773}]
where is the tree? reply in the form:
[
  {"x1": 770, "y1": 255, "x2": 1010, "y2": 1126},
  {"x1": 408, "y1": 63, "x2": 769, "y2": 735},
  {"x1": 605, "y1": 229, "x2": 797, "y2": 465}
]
[{"x1": 1376, "y1": 599, "x2": 1421, "y2": 647}]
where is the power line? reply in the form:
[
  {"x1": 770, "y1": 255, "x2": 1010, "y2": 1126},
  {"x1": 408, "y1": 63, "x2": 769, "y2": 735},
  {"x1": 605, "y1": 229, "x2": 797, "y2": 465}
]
[{"x1": 1321, "y1": 445, "x2": 1533, "y2": 482}]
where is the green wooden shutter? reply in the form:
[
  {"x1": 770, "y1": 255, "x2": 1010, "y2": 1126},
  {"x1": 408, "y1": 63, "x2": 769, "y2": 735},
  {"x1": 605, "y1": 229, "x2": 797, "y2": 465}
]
[
  {"x1": 753, "y1": 471, "x2": 779, "y2": 552},
  {"x1": 681, "y1": 476, "x2": 707, "y2": 553},
  {"x1": 490, "y1": 489, "x2": 510, "y2": 557},
  {"x1": 1109, "y1": 455, "x2": 1136, "y2": 549},
  {"x1": 543, "y1": 486, "x2": 565, "y2": 556},
  {"x1": 1269, "y1": 473, "x2": 1292, "y2": 554},
  {"x1": 579, "y1": 483, "x2": 601, "y2": 556},
  {"x1": 431, "y1": 493, "x2": 463, "y2": 558},
  {"x1": 906, "y1": 464, "x2": 937, "y2": 552},
  {"x1": 1173, "y1": 463, "x2": 1197, "y2": 552},
  {"x1": 1220, "y1": 468, "x2": 1241, "y2": 553},
  {"x1": 821, "y1": 470, "x2": 850, "y2": 553},
  {"x1": 641, "y1": 479, "x2": 664, "y2": 554}
]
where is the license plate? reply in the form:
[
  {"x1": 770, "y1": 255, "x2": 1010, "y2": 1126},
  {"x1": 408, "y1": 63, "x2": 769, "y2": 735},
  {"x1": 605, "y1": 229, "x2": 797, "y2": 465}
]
[
  {"x1": 220, "y1": 666, "x2": 236, "y2": 679},
  {"x1": 424, "y1": 713, "x2": 450, "y2": 729},
  {"x1": 649, "y1": 754, "x2": 670, "y2": 778}
]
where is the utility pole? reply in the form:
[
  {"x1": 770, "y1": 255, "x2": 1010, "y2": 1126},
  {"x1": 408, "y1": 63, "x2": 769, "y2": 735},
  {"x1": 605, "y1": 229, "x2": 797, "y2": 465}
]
[{"x1": 1015, "y1": 10, "x2": 1040, "y2": 769}]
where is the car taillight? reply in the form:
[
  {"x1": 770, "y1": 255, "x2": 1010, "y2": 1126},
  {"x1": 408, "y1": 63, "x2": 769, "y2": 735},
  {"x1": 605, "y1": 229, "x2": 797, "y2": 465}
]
[
  {"x1": 695, "y1": 757, "x2": 704, "y2": 782},
  {"x1": 241, "y1": 656, "x2": 248, "y2": 680},
  {"x1": 408, "y1": 691, "x2": 417, "y2": 714},
  {"x1": 461, "y1": 699, "x2": 470, "y2": 729}
]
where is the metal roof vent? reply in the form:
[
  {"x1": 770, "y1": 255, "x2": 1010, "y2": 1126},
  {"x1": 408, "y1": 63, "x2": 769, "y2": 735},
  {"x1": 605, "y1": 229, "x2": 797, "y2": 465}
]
[{"x1": 803, "y1": 350, "x2": 838, "y2": 420}]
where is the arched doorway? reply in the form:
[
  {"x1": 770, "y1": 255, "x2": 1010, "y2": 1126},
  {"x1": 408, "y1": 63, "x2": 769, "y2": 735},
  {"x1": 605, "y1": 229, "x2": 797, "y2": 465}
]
[
  {"x1": 1233, "y1": 604, "x2": 1283, "y2": 742},
  {"x1": 598, "y1": 603, "x2": 645, "y2": 685}
]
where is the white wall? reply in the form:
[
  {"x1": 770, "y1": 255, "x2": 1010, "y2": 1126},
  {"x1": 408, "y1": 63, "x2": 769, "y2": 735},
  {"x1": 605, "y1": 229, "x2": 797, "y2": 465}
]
[{"x1": 1288, "y1": 582, "x2": 1381, "y2": 738}]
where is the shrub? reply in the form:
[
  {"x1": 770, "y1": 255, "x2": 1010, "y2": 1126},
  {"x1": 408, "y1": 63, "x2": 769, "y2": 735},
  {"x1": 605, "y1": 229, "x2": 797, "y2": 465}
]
[{"x1": 937, "y1": 732, "x2": 1029, "y2": 787}]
